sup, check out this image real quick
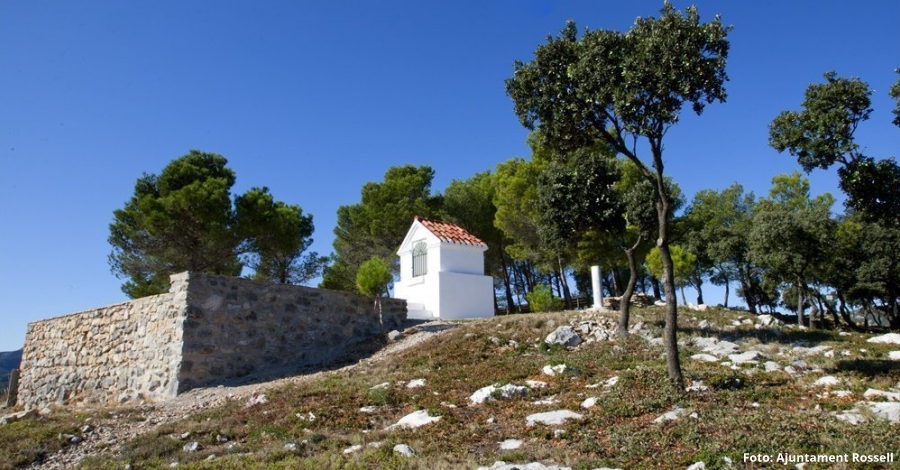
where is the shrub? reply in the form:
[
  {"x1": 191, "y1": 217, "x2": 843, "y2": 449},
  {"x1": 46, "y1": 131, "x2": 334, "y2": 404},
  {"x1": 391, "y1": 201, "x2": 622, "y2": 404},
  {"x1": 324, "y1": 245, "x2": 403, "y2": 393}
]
[{"x1": 525, "y1": 285, "x2": 564, "y2": 312}]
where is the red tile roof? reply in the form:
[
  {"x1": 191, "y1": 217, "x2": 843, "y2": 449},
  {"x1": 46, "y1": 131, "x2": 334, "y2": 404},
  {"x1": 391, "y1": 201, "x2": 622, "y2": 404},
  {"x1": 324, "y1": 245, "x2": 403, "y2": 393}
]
[{"x1": 415, "y1": 216, "x2": 487, "y2": 247}]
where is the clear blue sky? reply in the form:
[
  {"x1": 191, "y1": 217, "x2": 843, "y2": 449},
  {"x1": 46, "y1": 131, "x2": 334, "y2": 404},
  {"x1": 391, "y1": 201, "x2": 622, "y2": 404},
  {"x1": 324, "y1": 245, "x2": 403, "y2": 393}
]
[{"x1": 1, "y1": 1, "x2": 897, "y2": 351}]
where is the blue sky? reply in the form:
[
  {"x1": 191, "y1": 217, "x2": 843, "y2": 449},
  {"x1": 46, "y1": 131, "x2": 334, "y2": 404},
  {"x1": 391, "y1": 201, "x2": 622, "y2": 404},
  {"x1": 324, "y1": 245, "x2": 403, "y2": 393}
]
[{"x1": 1, "y1": 1, "x2": 898, "y2": 351}]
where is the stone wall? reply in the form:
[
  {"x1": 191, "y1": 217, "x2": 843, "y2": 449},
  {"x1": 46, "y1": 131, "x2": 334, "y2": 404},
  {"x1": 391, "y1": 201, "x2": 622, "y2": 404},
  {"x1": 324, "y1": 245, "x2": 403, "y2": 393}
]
[
  {"x1": 18, "y1": 272, "x2": 406, "y2": 410},
  {"x1": 177, "y1": 272, "x2": 406, "y2": 392},
  {"x1": 19, "y1": 273, "x2": 189, "y2": 409}
]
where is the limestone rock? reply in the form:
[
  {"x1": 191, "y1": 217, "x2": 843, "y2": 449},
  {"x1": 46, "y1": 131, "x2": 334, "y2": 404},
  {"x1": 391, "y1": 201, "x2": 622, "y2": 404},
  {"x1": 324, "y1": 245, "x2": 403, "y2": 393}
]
[
  {"x1": 691, "y1": 353, "x2": 719, "y2": 363},
  {"x1": 386, "y1": 410, "x2": 440, "y2": 430},
  {"x1": 499, "y1": 439, "x2": 523, "y2": 450},
  {"x1": 525, "y1": 410, "x2": 583, "y2": 426},
  {"x1": 545, "y1": 327, "x2": 582, "y2": 348},
  {"x1": 653, "y1": 406, "x2": 685, "y2": 423},
  {"x1": 868, "y1": 333, "x2": 900, "y2": 345},
  {"x1": 393, "y1": 444, "x2": 416, "y2": 457},
  {"x1": 812, "y1": 376, "x2": 841, "y2": 387}
]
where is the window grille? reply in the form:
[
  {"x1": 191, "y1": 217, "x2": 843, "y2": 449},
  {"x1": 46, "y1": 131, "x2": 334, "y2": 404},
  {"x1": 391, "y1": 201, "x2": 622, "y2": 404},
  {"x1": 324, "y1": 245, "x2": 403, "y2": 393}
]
[{"x1": 412, "y1": 242, "x2": 427, "y2": 277}]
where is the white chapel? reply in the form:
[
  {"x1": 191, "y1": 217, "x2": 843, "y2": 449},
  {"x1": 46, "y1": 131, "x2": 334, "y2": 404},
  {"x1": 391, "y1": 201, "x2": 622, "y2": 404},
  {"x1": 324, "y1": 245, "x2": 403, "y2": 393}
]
[{"x1": 394, "y1": 216, "x2": 494, "y2": 320}]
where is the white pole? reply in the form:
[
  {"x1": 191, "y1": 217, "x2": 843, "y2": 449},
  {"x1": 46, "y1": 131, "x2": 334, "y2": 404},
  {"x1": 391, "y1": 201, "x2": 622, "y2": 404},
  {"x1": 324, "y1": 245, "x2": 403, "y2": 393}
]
[{"x1": 591, "y1": 265, "x2": 603, "y2": 310}]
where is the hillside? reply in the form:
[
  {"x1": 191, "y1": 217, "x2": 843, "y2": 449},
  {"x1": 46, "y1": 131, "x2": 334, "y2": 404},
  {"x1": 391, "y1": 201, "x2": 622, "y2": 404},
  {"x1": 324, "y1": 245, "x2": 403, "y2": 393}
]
[
  {"x1": 0, "y1": 349, "x2": 22, "y2": 392},
  {"x1": 1, "y1": 308, "x2": 898, "y2": 470}
]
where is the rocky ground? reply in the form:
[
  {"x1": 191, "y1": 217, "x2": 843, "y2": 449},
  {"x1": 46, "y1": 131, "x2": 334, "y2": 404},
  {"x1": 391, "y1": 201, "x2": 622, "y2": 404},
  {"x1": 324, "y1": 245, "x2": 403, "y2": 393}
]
[{"x1": 21, "y1": 320, "x2": 459, "y2": 470}]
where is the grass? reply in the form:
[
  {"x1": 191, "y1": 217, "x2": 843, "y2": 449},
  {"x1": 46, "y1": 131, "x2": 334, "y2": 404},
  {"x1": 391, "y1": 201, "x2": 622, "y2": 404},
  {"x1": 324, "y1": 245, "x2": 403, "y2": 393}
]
[{"x1": 2, "y1": 307, "x2": 898, "y2": 469}]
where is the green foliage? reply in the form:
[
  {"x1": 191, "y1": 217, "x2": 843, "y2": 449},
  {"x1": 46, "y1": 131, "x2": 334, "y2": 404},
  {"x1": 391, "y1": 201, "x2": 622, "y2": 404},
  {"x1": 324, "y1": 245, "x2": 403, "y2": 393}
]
[
  {"x1": 492, "y1": 157, "x2": 544, "y2": 264},
  {"x1": 355, "y1": 256, "x2": 393, "y2": 298},
  {"x1": 681, "y1": 184, "x2": 765, "y2": 310},
  {"x1": 109, "y1": 151, "x2": 318, "y2": 297},
  {"x1": 109, "y1": 151, "x2": 243, "y2": 297},
  {"x1": 506, "y1": 4, "x2": 730, "y2": 156},
  {"x1": 235, "y1": 187, "x2": 323, "y2": 285},
  {"x1": 769, "y1": 71, "x2": 872, "y2": 172},
  {"x1": 646, "y1": 245, "x2": 695, "y2": 289},
  {"x1": 322, "y1": 165, "x2": 441, "y2": 292},
  {"x1": 536, "y1": 147, "x2": 623, "y2": 253},
  {"x1": 769, "y1": 70, "x2": 900, "y2": 226},
  {"x1": 507, "y1": 4, "x2": 731, "y2": 386},
  {"x1": 891, "y1": 69, "x2": 900, "y2": 127},
  {"x1": 524, "y1": 284, "x2": 564, "y2": 312},
  {"x1": 747, "y1": 173, "x2": 836, "y2": 321}
]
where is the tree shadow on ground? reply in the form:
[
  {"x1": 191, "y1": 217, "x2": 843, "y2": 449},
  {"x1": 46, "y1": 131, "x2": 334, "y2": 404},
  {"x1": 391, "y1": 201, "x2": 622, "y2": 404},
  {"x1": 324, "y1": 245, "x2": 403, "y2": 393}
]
[
  {"x1": 827, "y1": 359, "x2": 900, "y2": 380},
  {"x1": 668, "y1": 323, "x2": 841, "y2": 347},
  {"x1": 208, "y1": 320, "x2": 460, "y2": 389}
]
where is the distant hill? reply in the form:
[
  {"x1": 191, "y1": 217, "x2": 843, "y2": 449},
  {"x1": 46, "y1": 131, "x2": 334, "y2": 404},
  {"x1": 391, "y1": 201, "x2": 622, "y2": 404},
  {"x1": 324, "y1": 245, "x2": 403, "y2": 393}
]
[{"x1": 0, "y1": 349, "x2": 23, "y2": 391}]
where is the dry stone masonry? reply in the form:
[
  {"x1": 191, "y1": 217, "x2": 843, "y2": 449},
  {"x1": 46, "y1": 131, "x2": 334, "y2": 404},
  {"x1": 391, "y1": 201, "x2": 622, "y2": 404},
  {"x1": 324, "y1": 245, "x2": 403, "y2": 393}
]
[{"x1": 19, "y1": 272, "x2": 406, "y2": 410}]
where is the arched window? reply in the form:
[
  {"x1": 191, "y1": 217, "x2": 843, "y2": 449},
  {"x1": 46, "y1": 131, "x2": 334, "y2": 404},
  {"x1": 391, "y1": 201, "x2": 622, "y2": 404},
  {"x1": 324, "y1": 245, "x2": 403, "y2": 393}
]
[{"x1": 412, "y1": 242, "x2": 427, "y2": 277}]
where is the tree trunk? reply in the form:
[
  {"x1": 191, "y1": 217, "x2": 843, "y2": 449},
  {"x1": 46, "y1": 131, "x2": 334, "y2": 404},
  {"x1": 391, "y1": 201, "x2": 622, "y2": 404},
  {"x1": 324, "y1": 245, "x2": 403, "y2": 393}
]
[
  {"x1": 651, "y1": 276, "x2": 662, "y2": 301},
  {"x1": 612, "y1": 268, "x2": 624, "y2": 296},
  {"x1": 652, "y1": 161, "x2": 684, "y2": 391},
  {"x1": 499, "y1": 246, "x2": 516, "y2": 314},
  {"x1": 558, "y1": 257, "x2": 572, "y2": 309},
  {"x1": 837, "y1": 293, "x2": 862, "y2": 331},
  {"x1": 618, "y1": 238, "x2": 642, "y2": 336},
  {"x1": 796, "y1": 281, "x2": 804, "y2": 327},
  {"x1": 680, "y1": 287, "x2": 687, "y2": 306},
  {"x1": 724, "y1": 280, "x2": 730, "y2": 309},
  {"x1": 694, "y1": 273, "x2": 704, "y2": 305}
]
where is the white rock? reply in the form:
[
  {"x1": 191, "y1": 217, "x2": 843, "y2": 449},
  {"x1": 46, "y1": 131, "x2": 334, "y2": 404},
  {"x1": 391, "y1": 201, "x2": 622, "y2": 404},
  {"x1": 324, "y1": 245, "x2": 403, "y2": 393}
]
[
  {"x1": 581, "y1": 397, "x2": 599, "y2": 409},
  {"x1": 793, "y1": 345, "x2": 832, "y2": 356},
  {"x1": 757, "y1": 314, "x2": 778, "y2": 326},
  {"x1": 526, "y1": 410, "x2": 584, "y2": 426},
  {"x1": 343, "y1": 444, "x2": 363, "y2": 454},
  {"x1": 525, "y1": 380, "x2": 547, "y2": 389},
  {"x1": 387, "y1": 330, "x2": 402, "y2": 342},
  {"x1": 867, "y1": 402, "x2": 900, "y2": 423},
  {"x1": 691, "y1": 353, "x2": 719, "y2": 363},
  {"x1": 542, "y1": 364, "x2": 572, "y2": 376},
  {"x1": 686, "y1": 381, "x2": 709, "y2": 392},
  {"x1": 868, "y1": 333, "x2": 900, "y2": 345},
  {"x1": 498, "y1": 384, "x2": 530, "y2": 399},
  {"x1": 687, "y1": 463, "x2": 706, "y2": 470},
  {"x1": 469, "y1": 383, "x2": 530, "y2": 405},
  {"x1": 406, "y1": 378, "x2": 427, "y2": 389},
  {"x1": 499, "y1": 439, "x2": 523, "y2": 450},
  {"x1": 183, "y1": 442, "x2": 201, "y2": 452},
  {"x1": 863, "y1": 388, "x2": 900, "y2": 401},
  {"x1": 833, "y1": 409, "x2": 865, "y2": 425},
  {"x1": 545, "y1": 326, "x2": 582, "y2": 347},
  {"x1": 698, "y1": 319, "x2": 712, "y2": 329},
  {"x1": 532, "y1": 395, "x2": 559, "y2": 405},
  {"x1": 653, "y1": 406, "x2": 685, "y2": 423},
  {"x1": 393, "y1": 444, "x2": 416, "y2": 457},
  {"x1": 370, "y1": 382, "x2": 391, "y2": 390},
  {"x1": 812, "y1": 376, "x2": 841, "y2": 387},
  {"x1": 888, "y1": 351, "x2": 900, "y2": 361},
  {"x1": 386, "y1": 410, "x2": 441, "y2": 430},
  {"x1": 603, "y1": 376, "x2": 619, "y2": 388},
  {"x1": 470, "y1": 385, "x2": 499, "y2": 405},
  {"x1": 832, "y1": 390, "x2": 853, "y2": 398},
  {"x1": 763, "y1": 361, "x2": 782, "y2": 372},
  {"x1": 729, "y1": 350, "x2": 765, "y2": 365},
  {"x1": 475, "y1": 462, "x2": 573, "y2": 470},
  {"x1": 359, "y1": 406, "x2": 377, "y2": 413},
  {"x1": 245, "y1": 393, "x2": 267, "y2": 407}
]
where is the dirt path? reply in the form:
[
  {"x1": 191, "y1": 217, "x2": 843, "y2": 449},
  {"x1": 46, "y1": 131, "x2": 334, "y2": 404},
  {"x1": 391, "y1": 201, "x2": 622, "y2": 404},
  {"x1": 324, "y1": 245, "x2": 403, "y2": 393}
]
[{"x1": 36, "y1": 321, "x2": 457, "y2": 469}]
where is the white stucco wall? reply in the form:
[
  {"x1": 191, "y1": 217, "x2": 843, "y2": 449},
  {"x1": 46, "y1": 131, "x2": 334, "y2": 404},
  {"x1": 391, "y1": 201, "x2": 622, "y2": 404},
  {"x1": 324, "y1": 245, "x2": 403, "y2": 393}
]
[
  {"x1": 437, "y1": 244, "x2": 485, "y2": 275},
  {"x1": 395, "y1": 219, "x2": 494, "y2": 320},
  {"x1": 436, "y1": 271, "x2": 494, "y2": 319}
]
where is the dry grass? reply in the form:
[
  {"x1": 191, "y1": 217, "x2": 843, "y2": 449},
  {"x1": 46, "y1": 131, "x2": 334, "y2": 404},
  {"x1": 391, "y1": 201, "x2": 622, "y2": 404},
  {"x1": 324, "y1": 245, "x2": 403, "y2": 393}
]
[{"x1": 3, "y1": 307, "x2": 899, "y2": 469}]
